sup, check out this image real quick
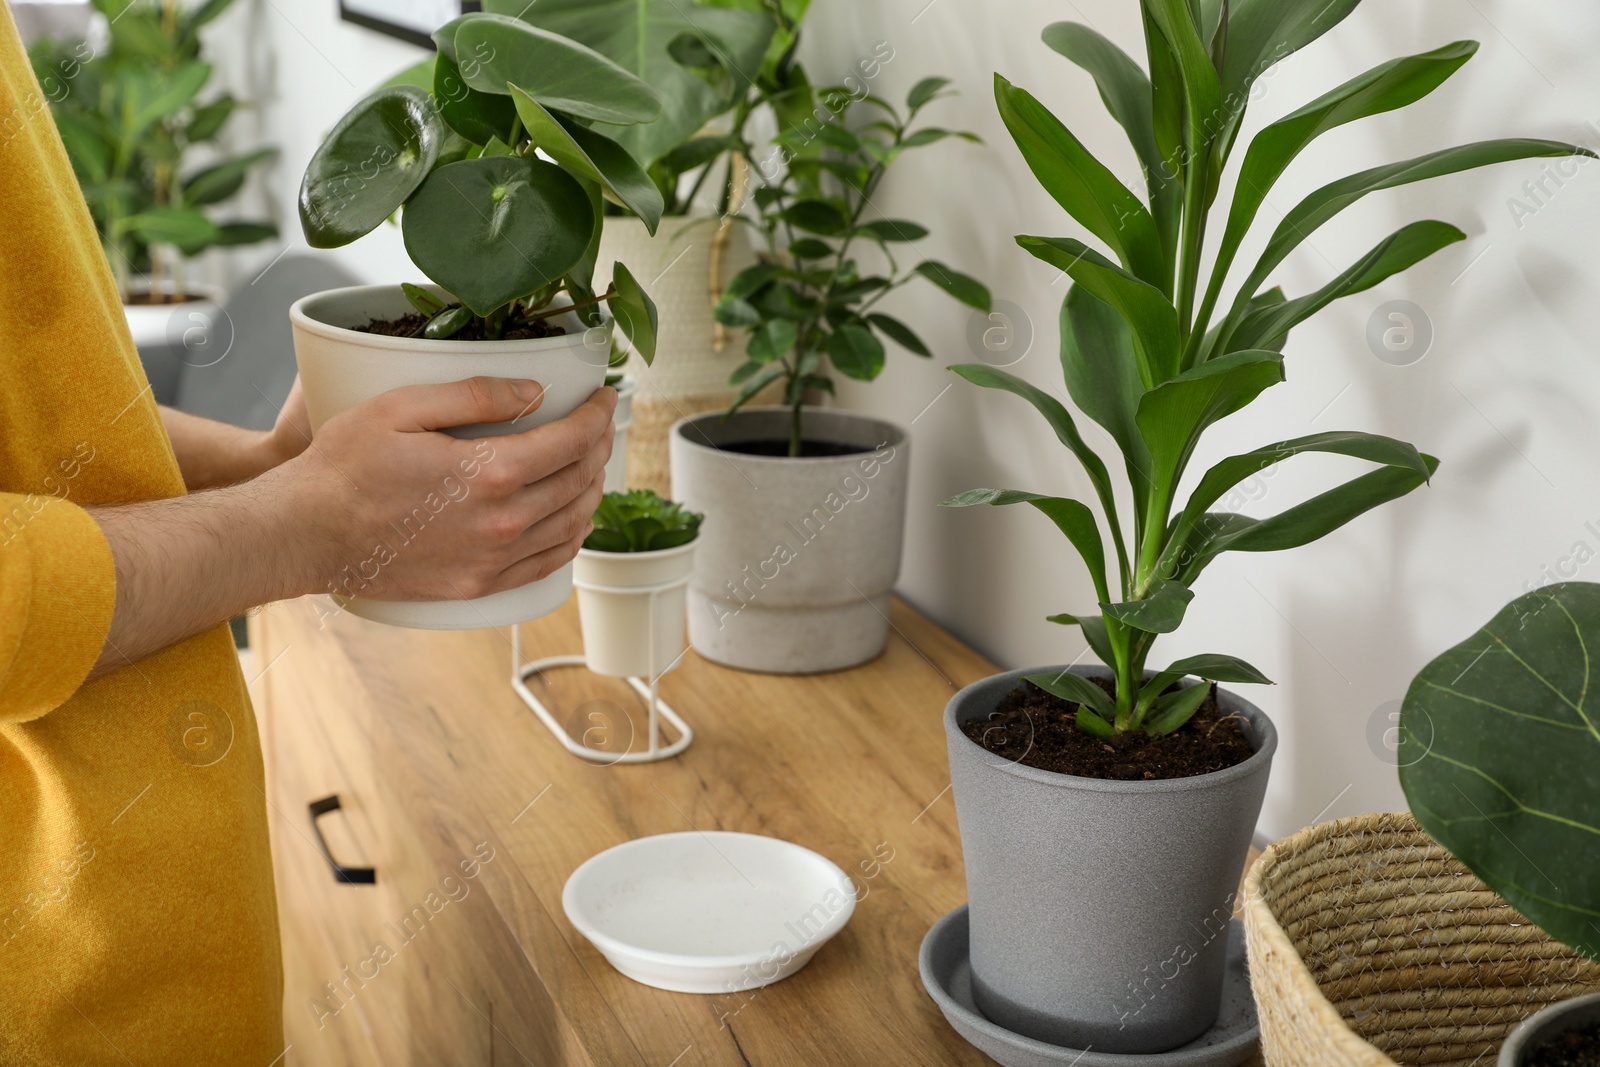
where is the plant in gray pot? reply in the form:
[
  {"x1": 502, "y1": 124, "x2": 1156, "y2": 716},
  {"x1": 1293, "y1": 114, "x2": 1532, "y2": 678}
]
[
  {"x1": 1396, "y1": 583, "x2": 1600, "y2": 1066},
  {"x1": 935, "y1": 3, "x2": 1591, "y2": 1059},
  {"x1": 670, "y1": 75, "x2": 989, "y2": 673}
]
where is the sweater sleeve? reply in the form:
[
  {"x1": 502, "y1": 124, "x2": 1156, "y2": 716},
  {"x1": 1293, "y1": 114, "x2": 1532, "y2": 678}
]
[{"x1": 0, "y1": 492, "x2": 116, "y2": 723}]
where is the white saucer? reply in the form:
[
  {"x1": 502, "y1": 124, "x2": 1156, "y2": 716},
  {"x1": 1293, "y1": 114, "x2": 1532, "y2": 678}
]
[
  {"x1": 563, "y1": 831, "x2": 856, "y2": 994},
  {"x1": 919, "y1": 905, "x2": 1260, "y2": 1067}
]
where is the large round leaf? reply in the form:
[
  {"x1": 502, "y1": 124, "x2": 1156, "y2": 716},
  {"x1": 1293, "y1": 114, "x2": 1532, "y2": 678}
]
[
  {"x1": 451, "y1": 14, "x2": 660, "y2": 126},
  {"x1": 300, "y1": 85, "x2": 443, "y2": 248},
  {"x1": 434, "y1": 50, "x2": 516, "y2": 145},
  {"x1": 401, "y1": 156, "x2": 594, "y2": 316},
  {"x1": 1400, "y1": 582, "x2": 1600, "y2": 962},
  {"x1": 509, "y1": 87, "x2": 662, "y2": 232}
]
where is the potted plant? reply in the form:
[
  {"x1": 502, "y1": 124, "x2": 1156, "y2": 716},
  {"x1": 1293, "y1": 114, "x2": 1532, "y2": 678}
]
[
  {"x1": 1394, "y1": 582, "x2": 1600, "y2": 1066},
  {"x1": 29, "y1": 0, "x2": 278, "y2": 402},
  {"x1": 668, "y1": 76, "x2": 989, "y2": 674},
  {"x1": 501, "y1": 0, "x2": 801, "y2": 493},
  {"x1": 938, "y1": 3, "x2": 1590, "y2": 1056},
  {"x1": 575, "y1": 490, "x2": 704, "y2": 678},
  {"x1": 291, "y1": 11, "x2": 662, "y2": 630}
]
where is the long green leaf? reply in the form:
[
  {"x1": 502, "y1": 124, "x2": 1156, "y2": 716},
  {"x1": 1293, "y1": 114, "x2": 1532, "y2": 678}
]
[
  {"x1": 1135, "y1": 349, "x2": 1285, "y2": 502},
  {"x1": 1060, "y1": 285, "x2": 1153, "y2": 514},
  {"x1": 1047, "y1": 612, "x2": 1119, "y2": 668},
  {"x1": 944, "y1": 489, "x2": 1109, "y2": 603},
  {"x1": 1016, "y1": 236, "x2": 1180, "y2": 387},
  {"x1": 510, "y1": 87, "x2": 664, "y2": 231},
  {"x1": 996, "y1": 74, "x2": 1165, "y2": 286},
  {"x1": 1102, "y1": 575, "x2": 1194, "y2": 634},
  {"x1": 1226, "y1": 220, "x2": 1465, "y2": 354},
  {"x1": 1142, "y1": 0, "x2": 1222, "y2": 160},
  {"x1": 1205, "y1": 41, "x2": 1478, "y2": 342},
  {"x1": 182, "y1": 148, "x2": 276, "y2": 207},
  {"x1": 1144, "y1": 681, "x2": 1212, "y2": 734},
  {"x1": 607, "y1": 261, "x2": 658, "y2": 364},
  {"x1": 1025, "y1": 670, "x2": 1115, "y2": 720},
  {"x1": 1218, "y1": 0, "x2": 1363, "y2": 141},
  {"x1": 454, "y1": 14, "x2": 661, "y2": 125},
  {"x1": 1041, "y1": 21, "x2": 1181, "y2": 271}
]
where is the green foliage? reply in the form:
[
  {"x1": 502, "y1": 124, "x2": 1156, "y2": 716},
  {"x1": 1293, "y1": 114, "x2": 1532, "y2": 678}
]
[
  {"x1": 946, "y1": 5, "x2": 1594, "y2": 736},
  {"x1": 714, "y1": 80, "x2": 990, "y2": 457},
  {"x1": 583, "y1": 490, "x2": 704, "y2": 552},
  {"x1": 1400, "y1": 583, "x2": 1600, "y2": 963},
  {"x1": 27, "y1": 0, "x2": 277, "y2": 298},
  {"x1": 299, "y1": 15, "x2": 667, "y2": 351}
]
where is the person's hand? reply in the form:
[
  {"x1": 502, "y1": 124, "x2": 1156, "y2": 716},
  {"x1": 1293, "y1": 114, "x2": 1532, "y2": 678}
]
[
  {"x1": 263, "y1": 376, "x2": 312, "y2": 468},
  {"x1": 278, "y1": 377, "x2": 614, "y2": 603}
]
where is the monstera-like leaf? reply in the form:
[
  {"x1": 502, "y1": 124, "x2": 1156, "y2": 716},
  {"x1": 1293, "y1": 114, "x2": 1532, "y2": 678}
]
[
  {"x1": 486, "y1": 0, "x2": 774, "y2": 166},
  {"x1": 1400, "y1": 582, "x2": 1600, "y2": 962}
]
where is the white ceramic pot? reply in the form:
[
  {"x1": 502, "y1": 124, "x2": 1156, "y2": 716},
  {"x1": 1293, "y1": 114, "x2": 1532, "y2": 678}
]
[
  {"x1": 123, "y1": 282, "x2": 225, "y2": 405},
  {"x1": 604, "y1": 375, "x2": 635, "y2": 493},
  {"x1": 289, "y1": 284, "x2": 611, "y2": 630},
  {"x1": 669, "y1": 408, "x2": 909, "y2": 674},
  {"x1": 573, "y1": 540, "x2": 696, "y2": 678}
]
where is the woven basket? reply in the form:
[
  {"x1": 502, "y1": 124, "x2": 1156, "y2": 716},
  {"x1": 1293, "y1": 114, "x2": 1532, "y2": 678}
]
[{"x1": 1244, "y1": 812, "x2": 1600, "y2": 1066}]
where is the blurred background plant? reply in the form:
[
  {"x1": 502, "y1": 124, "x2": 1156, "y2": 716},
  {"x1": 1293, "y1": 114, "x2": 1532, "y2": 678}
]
[
  {"x1": 584, "y1": 489, "x2": 704, "y2": 553},
  {"x1": 27, "y1": 0, "x2": 278, "y2": 303}
]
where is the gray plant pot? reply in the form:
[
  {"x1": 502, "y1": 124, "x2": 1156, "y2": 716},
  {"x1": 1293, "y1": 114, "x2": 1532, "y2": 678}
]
[
  {"x1": 945, "y1": 665, "x2": 1276, "y2": 1054},
  {"x1": 669, "y1": 407, "x2": 908, "y2": 673},
  {"x1": 1499, "y1": 991, "x2": 1600, "y2": 1066}
]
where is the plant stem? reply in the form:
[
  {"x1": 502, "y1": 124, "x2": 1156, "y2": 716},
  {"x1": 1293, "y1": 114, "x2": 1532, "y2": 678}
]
[{"x1": 521, "y1": 286, "x2": 616, "y2": 322}]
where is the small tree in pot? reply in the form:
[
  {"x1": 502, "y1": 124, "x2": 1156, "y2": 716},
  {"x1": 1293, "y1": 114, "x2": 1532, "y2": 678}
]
[
  {"x1": 290, "y1": 12, "x2": 663, "y2": 630},
  {"x1": 668, "y1": 75, "x2": 989, "y2": 674},
  {"x1": 939, "y1": 2, "x2": 1591, "y2": 1056}
]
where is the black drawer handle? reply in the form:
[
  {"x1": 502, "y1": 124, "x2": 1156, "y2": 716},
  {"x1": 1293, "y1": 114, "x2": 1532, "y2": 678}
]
[{"x1": 308, "y1": 795, "x2": 376, "y2": 884}]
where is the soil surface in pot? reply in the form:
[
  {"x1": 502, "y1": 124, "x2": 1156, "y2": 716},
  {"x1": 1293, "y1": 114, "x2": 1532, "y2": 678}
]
[
  {"x1": 1527, "y1": 1023, "x2": 1600, "y2": 1067},
  {"x1": 961, "y1": 678, "x2": 1254, "y2": 781},
  {"x1": 125, "y1": 291, "x2": 205, "y2": 305},
  {"x1": 353, "y1": 308, "x2": 566, "y2": 342},
  {"x1": 719, "y1": 439, "x2": 873, "y2": 458}
]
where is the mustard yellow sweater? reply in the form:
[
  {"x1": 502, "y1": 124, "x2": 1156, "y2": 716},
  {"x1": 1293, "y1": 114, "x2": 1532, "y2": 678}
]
[{"x1": 0, "y1": 9, "x2": 282, "y2": 1063}]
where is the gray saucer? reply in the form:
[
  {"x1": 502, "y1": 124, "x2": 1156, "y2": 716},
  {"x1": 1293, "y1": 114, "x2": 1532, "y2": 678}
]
[{"x1": 919, "y1": 906, "x2": 1260, "y2": 1067}]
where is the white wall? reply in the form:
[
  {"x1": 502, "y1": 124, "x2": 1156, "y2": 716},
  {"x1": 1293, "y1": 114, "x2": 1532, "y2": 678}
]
[{"x1": 239, "y1": 0, "x2": 1600, "y2": 840}]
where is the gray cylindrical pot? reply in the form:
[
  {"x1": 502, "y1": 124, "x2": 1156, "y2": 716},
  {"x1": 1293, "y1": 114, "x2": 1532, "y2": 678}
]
[
  {"x1": 669, "y1": 407, "x2": 908, "y2": 673},
  {"x1": 1499, "y1": 991, "x2": 1600, "y2": 1065},
  {"x1": 945, "y1": 665, "x2": 1276, "y2": 1054}
]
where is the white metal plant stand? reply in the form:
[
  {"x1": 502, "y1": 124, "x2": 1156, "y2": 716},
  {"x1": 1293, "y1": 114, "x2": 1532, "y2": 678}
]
[{"x1": 509, "y1": 572, "x2": 693, "y2": 763}]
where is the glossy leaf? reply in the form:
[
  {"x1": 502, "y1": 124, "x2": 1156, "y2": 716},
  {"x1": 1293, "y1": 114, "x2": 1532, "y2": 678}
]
[
  {"x1": 425, "y1": 306, "x2": 474, "y2": 339},
  {"x1": 434, "y1": 49, "x2": 516, "y2": 145},
  {"x1": 1060, "y1": 285, "x2": 1152, "y2": 508},
  {"x1": 1101, "y1": 576, "x2": 1194, "y2": 634},
  {"x1": 1144, "y1": 681, "x2": 1212, "y2": 735},
  {"x1": 453, "y1": 14, "x2": 661, "y2": 126},
  {"x1": 1136, "y1": 349, "x2": 1285, "y2": 498},
  {"x1": 1017, "y1": 236, "x2": 1179, "y2": 387},
  {"x1": 945, "y1": 488, "x2": 1110, "y2": 603},
  {"x1": 299, "y1": 85, "x2": 444, "y2": 249},
  {"x1": 1400, "y1": 582, "x2": 1600, "y2": 962},
  {"x1": 997, "y1": 74, "x2": 1165, "y2": 286},
  {"x1": 1025, "y1": 670, "x2": 1115, "y2": 720},
  {"x1": 1217, "y1": 0, "x2": 1363, "y2": 138},
  {"x1": 827, "y1": 323, "x2": 886, "y2": 381},
  {"x1": 607, "y1": 261, "x2": 658, "y2": 364},
  {"x1": 913, "y1": 260, "x2": 991, "y2": 311},
  {"x1": 401, "y1": 156, "x2": 594, "y2": 316},
  {"x1": 510, "y1": 87, "x2": 663, "y2": 232},
  {"x1": 867, "y1": 313, "x2": 929, "y2": 356}
]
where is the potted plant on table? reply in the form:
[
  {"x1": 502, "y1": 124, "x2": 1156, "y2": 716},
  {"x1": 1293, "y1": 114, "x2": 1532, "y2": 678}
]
[
  {"x1": 667, "y1": 76, "x2": 990, "y2": 674},
  {"x1": 936, "y1": 2, "x2": 1590, "y2": 1057},
  {"x1": 575, "y1": 490, "x2": 704, "y2": 679},
  {"x1": 29, "y1": 0, "x2": 278, "y2": 403},
  {"x1": 291, "y1": 11, "x2": 662, "y2": 630},
  {"x1": 502, "y1": 0, "x2": 802, "y2": 493}
]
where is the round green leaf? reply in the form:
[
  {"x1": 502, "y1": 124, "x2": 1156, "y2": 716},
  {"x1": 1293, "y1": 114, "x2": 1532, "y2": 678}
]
[
  {"x1": 452, "y1": 14, "x2": 660, "y2": 126},
  {"x1": 402, "y1": 156, "x2": 594, "y2": 316},
  {"x1": 434, "y1": 50, "x2": 516, "y2": 145},
  {"x1": 1400, "y1": 582, "x2": 1600, "y2": 962},
  {"x1": 827, "y1": 322, "x2": 886, "y2": 381},
  {"x1": 299, "y1": 85, "x2": 444, "y2": 249}
]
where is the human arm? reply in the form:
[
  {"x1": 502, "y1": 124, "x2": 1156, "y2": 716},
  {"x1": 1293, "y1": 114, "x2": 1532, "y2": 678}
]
[
  {"x1": 87, "y1": 377, "x2": 614, "y2": 679},
  {"x1": 157, "y1": 376, "x2": 313, "y2": 490}
]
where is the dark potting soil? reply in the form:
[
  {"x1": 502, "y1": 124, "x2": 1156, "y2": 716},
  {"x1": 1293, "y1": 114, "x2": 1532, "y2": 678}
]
[
  {"x1": 961, "y1": 676, "x2": 1256, "y2": 781},
  {"x1": 352, "y1": 308, "x2": 566, "y2": 342},
  {"x1": 125, "y1": 291, "x2": 201, "y2": 305},
  {"x1": 719, "y1": 439, "x2": 873, "y2": 458},
  {"x1": 1527, "y1": 1024, "x2": 1600, "y2": 1067}
]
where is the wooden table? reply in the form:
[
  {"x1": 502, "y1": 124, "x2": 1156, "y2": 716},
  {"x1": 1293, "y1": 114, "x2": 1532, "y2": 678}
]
[{"x1": 249, "y1": 593, "x2": 1261, "y2": 1067}]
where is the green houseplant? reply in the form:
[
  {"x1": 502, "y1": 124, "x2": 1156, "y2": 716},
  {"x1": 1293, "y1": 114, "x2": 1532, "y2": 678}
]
[
  {"x1": 575, "y1": 490, "x2": 704, "y2": 679},
  {"x1": 287, "y1": 12, "x2": 666, "y2": 630},
  {"x1": 1399, "y1": 582, "x2": 1600, "y2": 1065},
  {"x1": 668, "y1": 74, "x2": 988, "y2": 674},
  {"x1": 29, "y1": 0, "x2": 278, "y2": 401},
  {"x1": 935, "y1": 3, "x2": 1593, "y2": 1057}
]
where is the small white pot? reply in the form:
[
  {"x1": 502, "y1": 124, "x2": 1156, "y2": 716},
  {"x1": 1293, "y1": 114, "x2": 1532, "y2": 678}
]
[
  {"x1": 605, "y1": 376, "x2": 636, "y2": 493},
  {"x1": 573, "y1": 540, "x2": 696, "y2": 678},
  {"x1": 289, "y1": 284, "x2": 611, "y2": 630},
  {"x1": 123, "y1": 282, "x2": 225, "y2": 405}
]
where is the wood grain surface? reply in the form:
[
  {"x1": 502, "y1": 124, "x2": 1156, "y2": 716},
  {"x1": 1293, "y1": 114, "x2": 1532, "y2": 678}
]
[{"x1": 250, "y1": 593, "x2": 1263, "y2": 1067}]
